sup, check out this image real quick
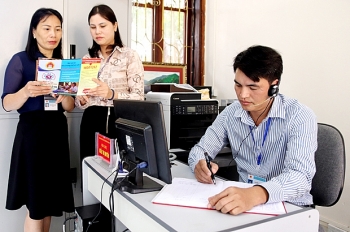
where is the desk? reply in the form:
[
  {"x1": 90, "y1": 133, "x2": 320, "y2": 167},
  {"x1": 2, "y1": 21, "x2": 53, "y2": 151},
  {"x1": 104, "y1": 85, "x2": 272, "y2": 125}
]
[{"x1": 82, "y1": 157, "x2": 319, "y2": 232}]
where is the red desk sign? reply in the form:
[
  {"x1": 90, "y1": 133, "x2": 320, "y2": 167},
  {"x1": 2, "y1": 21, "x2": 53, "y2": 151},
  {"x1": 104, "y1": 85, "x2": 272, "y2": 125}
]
[{"x1": 95, "y1": 132, "x2": 114, "y2": 165}]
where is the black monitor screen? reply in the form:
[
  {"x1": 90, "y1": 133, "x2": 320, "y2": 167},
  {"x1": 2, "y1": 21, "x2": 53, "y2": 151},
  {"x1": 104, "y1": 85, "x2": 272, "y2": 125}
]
[
  {"x1": 116, "y1": 118, "x2": 158, "y2": 175},
  {"x1": 113, "y1": 99, "x2": 172, "y2": 193}
]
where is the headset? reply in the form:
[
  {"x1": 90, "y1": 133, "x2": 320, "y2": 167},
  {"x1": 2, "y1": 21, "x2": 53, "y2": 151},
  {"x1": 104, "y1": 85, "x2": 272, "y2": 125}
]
[
  {"x1": 268, "y1": 84, "x2": 279, "y2": 97},
  {"x1": 252, "y1": 83, "x2": 279, "y2": 107}
]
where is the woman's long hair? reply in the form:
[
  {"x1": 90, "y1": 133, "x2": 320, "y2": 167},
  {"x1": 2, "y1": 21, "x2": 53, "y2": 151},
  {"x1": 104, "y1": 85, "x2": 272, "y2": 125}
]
[
  {"x1": 88, "y1": 4, "x2": 124, "y2": 58},
  {"x1": 25, "y1": 8, "x2": 63, "y2": 60}
]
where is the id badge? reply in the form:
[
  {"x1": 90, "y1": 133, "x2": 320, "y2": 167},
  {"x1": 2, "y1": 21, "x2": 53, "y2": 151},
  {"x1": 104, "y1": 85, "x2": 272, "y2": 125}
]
[
  {"x1": 44, "y1": 96, "x2": 57, "y2": 111},
  {"x1": 248, "y1": 174, "x2": 266, "y2": 184}
]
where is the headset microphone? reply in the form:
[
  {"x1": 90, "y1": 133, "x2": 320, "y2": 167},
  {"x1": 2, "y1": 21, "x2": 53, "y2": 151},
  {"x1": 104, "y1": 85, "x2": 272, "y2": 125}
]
[
  {"x1": 252, "y1": 84, "x2": 279, "y2": 107},
  {"x1": 252, "y1": 96, "x2": 273, "y2": 107}
]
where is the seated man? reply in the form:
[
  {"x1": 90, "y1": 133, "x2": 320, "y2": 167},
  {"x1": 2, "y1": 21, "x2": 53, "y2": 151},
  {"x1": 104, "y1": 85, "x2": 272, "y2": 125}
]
[{"x1": 188, "y1": 45, "x2": 317, "y2": 215}]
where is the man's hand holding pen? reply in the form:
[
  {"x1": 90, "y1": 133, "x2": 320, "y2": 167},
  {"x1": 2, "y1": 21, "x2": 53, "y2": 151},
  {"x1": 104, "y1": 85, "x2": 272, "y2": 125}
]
[
  {"x1": 194, "y1": 154, "x2": 219, "y2": 184},
  {"x1": 204, "y1": 152, "x2": 216, "y2": 185}
]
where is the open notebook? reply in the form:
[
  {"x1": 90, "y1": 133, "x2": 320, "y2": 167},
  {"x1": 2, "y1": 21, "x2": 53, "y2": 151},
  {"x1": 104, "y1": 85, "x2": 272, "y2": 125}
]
[{"x1": 152, "y1": 177, "x2": 286, "y2": 216}]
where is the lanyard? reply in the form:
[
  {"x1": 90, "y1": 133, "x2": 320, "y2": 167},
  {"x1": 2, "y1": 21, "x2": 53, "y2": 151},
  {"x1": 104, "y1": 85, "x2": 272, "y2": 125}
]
[
  {"x1": 249, "y1": 117, "x2": 271, "y2": 165},
  {"x1": 98, "y1": 48, "x2": 117, "y2": 78}
]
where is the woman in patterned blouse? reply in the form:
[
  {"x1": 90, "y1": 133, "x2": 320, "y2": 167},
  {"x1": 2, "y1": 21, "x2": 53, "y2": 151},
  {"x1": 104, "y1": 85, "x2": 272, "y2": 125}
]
[{"x1": 75, "y1": 4, "x2": 144, "y2": 168}]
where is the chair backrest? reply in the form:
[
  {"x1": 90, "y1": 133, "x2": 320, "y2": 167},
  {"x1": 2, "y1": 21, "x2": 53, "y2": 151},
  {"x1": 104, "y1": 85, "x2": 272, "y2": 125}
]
[{"x1": 311, "y1": 123, "x2": 346, "y2": 207}]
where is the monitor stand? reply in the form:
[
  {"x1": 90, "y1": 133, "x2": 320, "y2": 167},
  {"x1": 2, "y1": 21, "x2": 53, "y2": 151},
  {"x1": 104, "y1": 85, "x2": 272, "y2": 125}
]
[
  {"x1": 117, "y1": 176, "x2": 163, "y2": 194},
  {"x1": 114, "y1": 167, "x2": 163, "y2": 194}
]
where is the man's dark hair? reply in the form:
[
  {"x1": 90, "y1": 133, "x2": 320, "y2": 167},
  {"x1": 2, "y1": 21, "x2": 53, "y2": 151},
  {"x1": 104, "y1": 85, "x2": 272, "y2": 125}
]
[
  {"x1": 88, "y1": 4, "x2": 124, "y2": 58},
  {"x1": 233, "y1": 45, "x2": 283, "y2": 84}
]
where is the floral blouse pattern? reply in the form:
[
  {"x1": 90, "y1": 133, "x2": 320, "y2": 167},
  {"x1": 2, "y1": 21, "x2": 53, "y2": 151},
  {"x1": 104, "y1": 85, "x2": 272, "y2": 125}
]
[{"x1": 75, "y1": 46, "x2": 144, "y2": 109}]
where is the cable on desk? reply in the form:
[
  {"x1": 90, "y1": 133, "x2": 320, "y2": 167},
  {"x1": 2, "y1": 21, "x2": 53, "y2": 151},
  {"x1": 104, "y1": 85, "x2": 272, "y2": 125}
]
[
  {"x1": 169, "y1": 152, "x2": 177, "y2": 161},
  {"x1": 110, "y1": 159, "x2": 146, "y2": 232},
  {"x1": 110, "y1": 155, "x2": 126, "y2": 232}
]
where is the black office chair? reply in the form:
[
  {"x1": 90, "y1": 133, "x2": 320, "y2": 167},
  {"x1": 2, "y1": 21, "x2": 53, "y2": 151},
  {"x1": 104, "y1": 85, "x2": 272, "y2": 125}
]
[{"x1": 310, "y1": 123, "x2": 346, "y2": 232}]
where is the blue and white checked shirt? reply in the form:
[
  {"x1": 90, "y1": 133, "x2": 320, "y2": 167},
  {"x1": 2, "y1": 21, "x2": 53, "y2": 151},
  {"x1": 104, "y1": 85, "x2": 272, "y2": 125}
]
[{"x1": 188, "y1": 94, "x2": 317, "y2": 206}]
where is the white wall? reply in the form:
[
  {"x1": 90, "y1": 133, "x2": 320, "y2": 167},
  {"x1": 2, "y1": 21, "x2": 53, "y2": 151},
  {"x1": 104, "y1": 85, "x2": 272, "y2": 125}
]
[
  {"x1": 0, "y1": 0, "x2": 131, "y2": 231},
  {"x1": 63, "y1": 0, "x2": 131, "y2": 59},
  {"x1": 205, "y1": 0, "x2": 350, "y2": 230}
]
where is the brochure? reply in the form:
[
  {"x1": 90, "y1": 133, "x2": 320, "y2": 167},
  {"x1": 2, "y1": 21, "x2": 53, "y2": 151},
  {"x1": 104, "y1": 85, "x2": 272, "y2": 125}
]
[{"x1": 36, "y1": 58, "x2": 101, "y2": 95}]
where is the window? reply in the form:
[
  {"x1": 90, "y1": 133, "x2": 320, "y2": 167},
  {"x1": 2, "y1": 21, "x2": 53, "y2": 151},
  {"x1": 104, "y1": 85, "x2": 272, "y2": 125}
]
[{"x1": 131, "y1": 0, "x2": 205, "y2": 86}]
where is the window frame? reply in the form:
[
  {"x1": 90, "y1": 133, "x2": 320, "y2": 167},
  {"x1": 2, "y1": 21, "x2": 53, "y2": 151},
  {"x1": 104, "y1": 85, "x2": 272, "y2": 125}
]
[{"x1": 131, "y1": 0, "x2": 205, "y2": 86}]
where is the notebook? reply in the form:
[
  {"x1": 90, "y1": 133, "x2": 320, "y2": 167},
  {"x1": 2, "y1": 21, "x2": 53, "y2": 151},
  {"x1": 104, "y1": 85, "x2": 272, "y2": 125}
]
[{"x1": 152, "y1": 177, "x2": 286, "y2": 216}]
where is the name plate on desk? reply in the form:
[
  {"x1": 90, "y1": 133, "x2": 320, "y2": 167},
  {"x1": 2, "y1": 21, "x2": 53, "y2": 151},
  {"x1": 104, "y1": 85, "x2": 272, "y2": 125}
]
[{"x1": 95, "y1": 132, "x2": 116, "y2": 169}]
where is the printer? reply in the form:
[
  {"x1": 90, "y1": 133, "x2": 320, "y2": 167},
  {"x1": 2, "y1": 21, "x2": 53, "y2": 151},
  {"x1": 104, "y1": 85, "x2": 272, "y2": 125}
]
[{"x1": 145, "y1": 91, "x2": 218, "y2": 150}]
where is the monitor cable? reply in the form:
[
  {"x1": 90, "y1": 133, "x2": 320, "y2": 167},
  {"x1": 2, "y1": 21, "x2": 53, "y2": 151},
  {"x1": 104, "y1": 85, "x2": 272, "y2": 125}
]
[
  {"x1": 62, "y1": 214, "x2": 77, "y2": 232},
  {"x1": 111, "y1": 161, "x2": 148, "y2": 191},
  {"x1": 110, "y1": 161, "x2": 123, "y2": 232},
  {"x1": 85, "y1": 168, "x2": 117, "y2": 232},
  {"x1": 110, "y1": 160, "x2": 148, "y2": 232},
  {"x1": 169, "y1": 153, "x2": 177, "y2": 161}
]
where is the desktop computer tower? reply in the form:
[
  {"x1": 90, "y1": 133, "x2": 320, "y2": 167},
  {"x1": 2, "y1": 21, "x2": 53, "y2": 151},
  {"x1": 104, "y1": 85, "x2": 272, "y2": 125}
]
[{"x1": 75, "y1": 203, "x2": 112, "y2": 232}]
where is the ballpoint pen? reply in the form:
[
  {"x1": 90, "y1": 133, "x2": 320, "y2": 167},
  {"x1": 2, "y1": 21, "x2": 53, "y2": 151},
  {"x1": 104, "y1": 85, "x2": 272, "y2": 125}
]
[{"x1": 204, "y1": 152, "x2": 216, "y2": 185}]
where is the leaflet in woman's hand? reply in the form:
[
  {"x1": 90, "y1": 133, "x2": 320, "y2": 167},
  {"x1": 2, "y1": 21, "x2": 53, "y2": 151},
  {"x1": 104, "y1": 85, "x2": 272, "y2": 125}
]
[{"x1": 36, "y1": 58, "x2": 101, "y2": 95}]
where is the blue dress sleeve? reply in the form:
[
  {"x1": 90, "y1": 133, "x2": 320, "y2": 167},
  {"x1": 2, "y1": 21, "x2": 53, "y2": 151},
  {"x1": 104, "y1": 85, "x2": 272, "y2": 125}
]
[
  {"x1": 2, "y1": 54, "x2": 24, "y2": 99},
  {"x1": 2, "y1": 52, "x2": 65, "y2": 113}
]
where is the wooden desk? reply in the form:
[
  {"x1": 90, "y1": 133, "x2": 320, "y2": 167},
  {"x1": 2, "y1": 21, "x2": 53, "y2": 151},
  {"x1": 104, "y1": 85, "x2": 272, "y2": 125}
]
[{"x1": 82, "y1": 157, "x2": 319, "y2": 232}]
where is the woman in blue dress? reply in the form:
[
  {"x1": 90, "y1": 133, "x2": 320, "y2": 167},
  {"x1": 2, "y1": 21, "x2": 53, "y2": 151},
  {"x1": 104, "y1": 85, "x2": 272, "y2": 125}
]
[{"x1": 1, "y1": 8, "x2": 75, "y2": 232}]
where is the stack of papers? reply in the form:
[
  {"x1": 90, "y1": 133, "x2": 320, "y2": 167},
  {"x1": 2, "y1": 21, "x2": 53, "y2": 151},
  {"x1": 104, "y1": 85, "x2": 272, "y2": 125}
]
[{"x1": 152, "y1": 178, "x2": 286, "y2": 216}]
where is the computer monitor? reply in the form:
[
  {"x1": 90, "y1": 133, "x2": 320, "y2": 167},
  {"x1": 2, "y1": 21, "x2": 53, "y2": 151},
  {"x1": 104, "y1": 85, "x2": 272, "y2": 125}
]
[{"x1": 113, "y1": 99, "x2": 172, "y2": 194}]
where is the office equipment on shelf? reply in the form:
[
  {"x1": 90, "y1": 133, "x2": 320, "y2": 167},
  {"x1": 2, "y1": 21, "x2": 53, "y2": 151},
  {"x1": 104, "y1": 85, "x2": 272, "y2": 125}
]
[
  {"x1": 145, "y1": 91, "x2": 219, "y2": 150},
  {"x1": 194, "y1": 85, "x2": 213, "y2": 99},
  {"x1": 150, "y1": 83, "x2": 198, "y2": 93},
  {"x1": 113, "y1": 100, "x2": 172, "y2": 193}
]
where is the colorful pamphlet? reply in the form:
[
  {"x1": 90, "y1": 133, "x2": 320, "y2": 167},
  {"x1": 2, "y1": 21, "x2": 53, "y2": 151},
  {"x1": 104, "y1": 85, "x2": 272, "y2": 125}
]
[{"x1": 36, "y1": 58, "x2": 101, "y2": 95}]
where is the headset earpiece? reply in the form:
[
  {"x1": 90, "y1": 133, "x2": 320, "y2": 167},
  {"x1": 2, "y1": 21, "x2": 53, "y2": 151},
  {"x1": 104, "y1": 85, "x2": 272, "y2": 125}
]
[{"x1": 268, "y1": 84, "x2": 279, "y2": 97}]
